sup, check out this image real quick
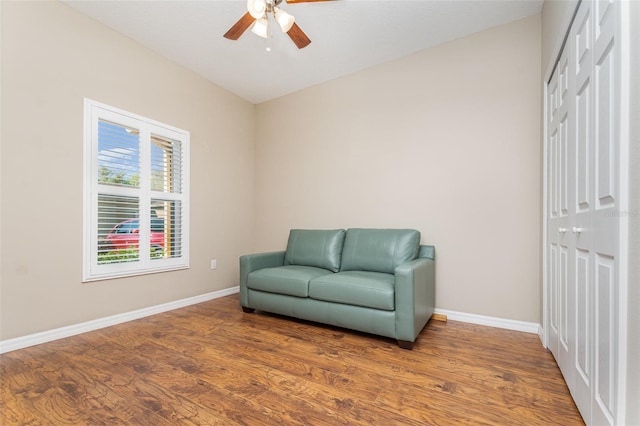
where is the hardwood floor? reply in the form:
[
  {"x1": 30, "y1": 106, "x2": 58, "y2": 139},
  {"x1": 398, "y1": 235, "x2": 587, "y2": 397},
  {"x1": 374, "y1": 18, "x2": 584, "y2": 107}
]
[{"x1": 1, "y1": 294, "x2": 584, "y2": 425}]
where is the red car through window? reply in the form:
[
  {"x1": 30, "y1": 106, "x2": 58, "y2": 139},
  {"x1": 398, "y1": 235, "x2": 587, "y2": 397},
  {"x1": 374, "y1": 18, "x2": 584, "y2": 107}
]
[{"x1": 102, "y1": 219, "x2": 165, "y2": 254}]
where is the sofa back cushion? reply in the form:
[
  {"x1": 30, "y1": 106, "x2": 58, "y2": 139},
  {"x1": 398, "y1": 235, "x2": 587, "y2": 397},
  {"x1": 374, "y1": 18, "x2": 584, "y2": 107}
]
[
  {"x1": 284, "y1": 229, "x2": 346, "y2": 272},
  {"x1": 340, "y1": 228, "x2": 421, "y2": 274}
]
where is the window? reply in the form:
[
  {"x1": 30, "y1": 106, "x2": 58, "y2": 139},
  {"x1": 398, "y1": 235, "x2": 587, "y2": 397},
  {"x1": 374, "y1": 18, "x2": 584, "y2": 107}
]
[{"x1": 83, "y1": 99, "x2": 189, "y2": 281}]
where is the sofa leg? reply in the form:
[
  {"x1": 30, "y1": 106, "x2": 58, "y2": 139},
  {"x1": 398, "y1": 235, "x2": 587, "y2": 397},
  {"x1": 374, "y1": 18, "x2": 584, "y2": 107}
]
[
  {"x1": 241, "y1": 307, "x2": 255, "y2": 313},
  {"x1": 397, "y1": 340, "x2": 414, "y2": 350}
]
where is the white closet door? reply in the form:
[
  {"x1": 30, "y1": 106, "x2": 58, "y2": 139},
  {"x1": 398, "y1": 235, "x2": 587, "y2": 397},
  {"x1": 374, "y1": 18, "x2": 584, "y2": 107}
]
[
  {"x1": 546, "y1": 66, "x2": 560, "y2": 359},
  {"x1": 548, "y1": 44, "x2": 575, "y2": 389},
  {"x1": 590, "y1": 0, "x2": 619, "y2": 423},
  {"x1": 545, "y1": 0, "x2": 624, "y2": 424},
  {"x1": 570, "y1": 1, "x2": 594, "y2": 419}
]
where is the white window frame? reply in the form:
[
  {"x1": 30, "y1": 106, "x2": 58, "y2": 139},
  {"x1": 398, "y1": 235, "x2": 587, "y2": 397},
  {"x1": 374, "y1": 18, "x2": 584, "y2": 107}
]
[{"x1": 83, "y1": 99, "x2": 190, "y2": 281}]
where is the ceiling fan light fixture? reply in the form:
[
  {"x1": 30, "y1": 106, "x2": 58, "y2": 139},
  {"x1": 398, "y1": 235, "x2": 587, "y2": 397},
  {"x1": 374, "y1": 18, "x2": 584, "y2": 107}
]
[
  {"x1": 251, "y1": 17, "x2": 269, "y2": 38},
  {"x1": 274, "y1": 7, "x2": 295, "y2": 33},
  {"x1": 225, "y1": 0, "x2": 314, "y2": 49},
  {"x1": 247, "y1": 0, "x2": 267, "y2": 19}
]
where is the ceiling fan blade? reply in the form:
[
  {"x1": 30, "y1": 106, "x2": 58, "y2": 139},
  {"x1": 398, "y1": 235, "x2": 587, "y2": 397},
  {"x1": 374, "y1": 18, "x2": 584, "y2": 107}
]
[
  {"x1": 287, "y1": 22, "x2": 311, "y2": 49},
  {"x1": 223, "y1": 12, "x2": 255, "y2": 40}
]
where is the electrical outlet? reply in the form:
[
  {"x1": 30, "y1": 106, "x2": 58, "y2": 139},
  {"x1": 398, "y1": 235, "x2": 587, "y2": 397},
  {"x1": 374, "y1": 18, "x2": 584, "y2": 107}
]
[{"x1": 210, "y1": 259, "x2": 217, "y2": 270}]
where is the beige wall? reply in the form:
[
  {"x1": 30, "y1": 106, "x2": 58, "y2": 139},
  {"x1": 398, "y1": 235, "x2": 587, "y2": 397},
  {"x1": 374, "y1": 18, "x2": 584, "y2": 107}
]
[
  {"x1": 0, "y1": 1, "x2": 255, "y2": 340},
  {"x1": 255, "y1": 15, "x2": 542, "y2": 323}
]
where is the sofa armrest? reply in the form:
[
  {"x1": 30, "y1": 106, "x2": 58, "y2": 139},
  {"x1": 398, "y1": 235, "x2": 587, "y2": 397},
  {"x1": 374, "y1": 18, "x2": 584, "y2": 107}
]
[
  {"x1": 394, "y1": 257, "x2": 435, "y2": 342},
  {"x1": 239, "y1": 251, "x2": 286, "y2": 307}
]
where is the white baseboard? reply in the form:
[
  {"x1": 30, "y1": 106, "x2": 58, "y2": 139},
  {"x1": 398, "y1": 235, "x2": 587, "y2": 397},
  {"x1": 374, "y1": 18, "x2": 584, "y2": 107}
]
[
  {"x1": 2, "y1": 290, "x2": 545, "y2": 354},
  {"x1": 538, "y1": 324, "x2": 546, "y2": 346},
  {"x1": 434, "y1": 308, "x2": 541, "y2": 334},
  {"x1": 0, "y1": 286, "x2": 240, "y2": 354}
]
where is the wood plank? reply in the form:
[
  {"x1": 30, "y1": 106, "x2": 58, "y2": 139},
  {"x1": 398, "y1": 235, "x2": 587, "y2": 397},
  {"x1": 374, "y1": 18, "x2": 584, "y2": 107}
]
[
  {"x1": 431, "y1": 313, "x2": 448, "y2": 322},
  {"x1": 0, "y1": 294, "x2": 584, "y2": 425}
]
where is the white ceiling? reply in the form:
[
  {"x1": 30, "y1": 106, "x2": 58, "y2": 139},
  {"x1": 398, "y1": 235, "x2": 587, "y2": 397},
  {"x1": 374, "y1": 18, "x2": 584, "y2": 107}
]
[{"x1": 63, "y1": 0, "x2": 543, "y2": 104}]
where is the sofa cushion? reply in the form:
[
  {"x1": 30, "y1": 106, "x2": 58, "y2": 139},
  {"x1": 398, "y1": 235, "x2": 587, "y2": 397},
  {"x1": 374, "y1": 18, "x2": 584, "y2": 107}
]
[
  {"x1": 247, "y1": 266, "x2": 332, "y2": 298},
  {"x1": 340, "y1": 229, "x2": 421, "y2": 274},
  {"x1": 309, "y1": 271, "x2": 395, "y2": 311},
  {"x1": 284, "y1": 229, "x2": 346, "y2": 273}
]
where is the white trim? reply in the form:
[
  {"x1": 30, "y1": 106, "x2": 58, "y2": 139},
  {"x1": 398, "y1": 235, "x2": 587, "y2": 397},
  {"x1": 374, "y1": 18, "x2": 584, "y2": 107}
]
[
  {"x1": 0, "y1": 287, "x2": 239, "y2": 354},
  {"x1": 538, "y1": 324, "x2": 545, "y2": 346},
  {"x1": 2, "y1": 292, "x2": 543, "y2": 354},
  {"x1": 434, "y1": 308, "x2": 541, "y2": 335}
]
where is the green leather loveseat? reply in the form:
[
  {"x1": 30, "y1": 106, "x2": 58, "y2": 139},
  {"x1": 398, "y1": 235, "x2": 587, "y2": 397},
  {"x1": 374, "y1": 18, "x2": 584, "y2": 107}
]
[{"x1": 239, "y1": 228, "x2": 435, "y2": 349}]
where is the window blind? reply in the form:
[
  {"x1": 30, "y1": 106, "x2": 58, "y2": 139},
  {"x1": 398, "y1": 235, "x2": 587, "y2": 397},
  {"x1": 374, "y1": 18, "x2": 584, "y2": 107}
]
[{"x1": 84, "y1": 99, "x2": 190, "y2": 281}]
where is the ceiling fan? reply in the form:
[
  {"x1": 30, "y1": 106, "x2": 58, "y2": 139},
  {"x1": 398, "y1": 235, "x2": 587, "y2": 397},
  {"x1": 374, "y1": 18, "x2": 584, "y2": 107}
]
[{"x1": 224, "y1": 0, "x2": 332, "y2": 49}]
